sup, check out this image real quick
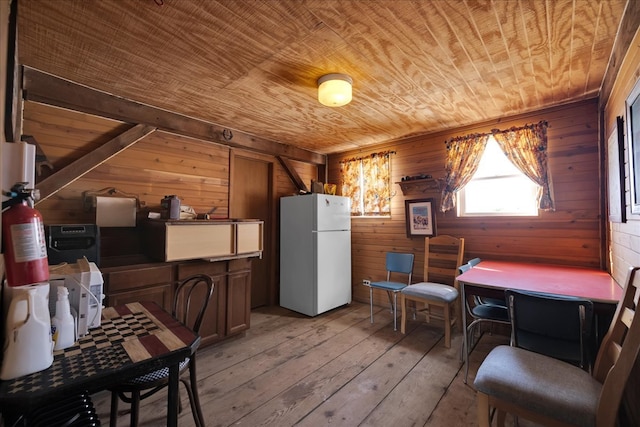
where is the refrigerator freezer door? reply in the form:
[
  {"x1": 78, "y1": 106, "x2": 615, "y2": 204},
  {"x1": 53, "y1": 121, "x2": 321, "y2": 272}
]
[
  {"x1": 316, "y1": 230, "x2": 351, "y2": 314},
  {"x1": 315, "y1": 194, "x2": 351, "y2": 231}
]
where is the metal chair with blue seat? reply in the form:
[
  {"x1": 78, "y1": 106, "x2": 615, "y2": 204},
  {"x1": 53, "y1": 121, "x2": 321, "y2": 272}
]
[
  {"x1": 364, "y1": 252, "x2": 414, "y2": 331},
  {"x1": 461, "y1": 259, "x2": 510, "y2": 384}
]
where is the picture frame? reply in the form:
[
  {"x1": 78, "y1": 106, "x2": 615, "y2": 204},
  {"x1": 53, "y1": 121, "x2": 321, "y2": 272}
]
[
  {"x1": 607, "y1": 116, "x2": 626, "y2": 223},
  {"x1": 405, "y1": 198, "x2": 437, "y2": 237},
  {"x1": 626, "y1": 79, "x2": 640, "y2": 215}
]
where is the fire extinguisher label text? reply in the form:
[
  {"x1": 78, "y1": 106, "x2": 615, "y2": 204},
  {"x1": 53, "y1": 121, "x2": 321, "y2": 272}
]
[{"x1": 10, "y1": 222, "x2": 48, "y2": 263}]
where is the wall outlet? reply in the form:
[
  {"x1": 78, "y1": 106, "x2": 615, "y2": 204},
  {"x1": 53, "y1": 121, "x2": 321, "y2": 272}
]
[{"x1": 363, "y1": 279, "x2": 371, "y2": 286}]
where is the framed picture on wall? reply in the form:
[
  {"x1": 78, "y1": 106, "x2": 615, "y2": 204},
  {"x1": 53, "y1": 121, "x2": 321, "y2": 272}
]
[
  {"x1": 405, "y1": 198, "x2": 437, "y2": 237},
  {"x1": 626, "y1": 79, "x2": 640, "y2": 215}
]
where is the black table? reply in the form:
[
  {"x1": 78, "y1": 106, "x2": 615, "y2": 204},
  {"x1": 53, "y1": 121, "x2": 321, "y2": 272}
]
[{"x1": 0, "y1": 301, "x2": 200, "y2": 426}]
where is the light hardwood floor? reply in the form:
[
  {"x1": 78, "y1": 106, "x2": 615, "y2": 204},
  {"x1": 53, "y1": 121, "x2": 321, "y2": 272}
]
[{"x1": 93, "y1": 302, "x2": 517, "y2": 426}]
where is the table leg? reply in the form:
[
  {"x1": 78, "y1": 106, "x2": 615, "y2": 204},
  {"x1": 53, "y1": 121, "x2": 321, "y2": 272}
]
[{"x1": 167, "y1": 363, "x2": 179, "y2": 427}]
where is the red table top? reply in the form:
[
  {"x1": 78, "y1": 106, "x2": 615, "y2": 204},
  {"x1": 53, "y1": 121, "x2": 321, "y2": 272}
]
[{"x1": 457, "y1": 260, "x2": 622, "y2": 304}]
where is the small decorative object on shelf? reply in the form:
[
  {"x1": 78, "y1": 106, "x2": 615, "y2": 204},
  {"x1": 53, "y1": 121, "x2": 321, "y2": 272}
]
[
  {"x1": 396, "y1": 176, "x2": 442, "y2": 195},
  {"x1": 401, "y1": 174, "x2": 432, "y2": 181}
]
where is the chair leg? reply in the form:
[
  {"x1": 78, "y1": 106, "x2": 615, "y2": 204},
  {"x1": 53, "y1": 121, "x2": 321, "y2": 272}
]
[
  {"x1": 392, "y1": 292, "x2": 397, "y2": 331},
  {"x1": 443, "y1": 303, "x2": 451, "y2": 348},
  {"x1": 110, "y1": 392, "x2": 119, "y2": 427},
  {"x1": 477, "y1": 392, "x2": 491, "y2": 427},
  {"x1": 369, "y1": 287, "x2": 374, "y2": 324},
  {"x1": 130, "y1": 390, "x2": 140, "y2": 427},
  {"x1": 182, "y1": 361, "x2": 205, "y2": 427},
  {"x1": 400, "y1": 294, "x2": 407, "y2": 334},
  {"x1": 464, "y1": 320, "x2": 478, "y2": 384}
]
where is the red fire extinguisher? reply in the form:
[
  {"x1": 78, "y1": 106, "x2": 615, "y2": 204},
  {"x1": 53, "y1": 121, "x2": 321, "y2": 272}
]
[{"x1": 2, "y1": 183, "x2": 49, "y2": 287}]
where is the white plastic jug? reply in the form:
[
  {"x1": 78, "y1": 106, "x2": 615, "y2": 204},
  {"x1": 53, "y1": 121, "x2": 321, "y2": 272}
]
[{"x1": 0, "y1": 284, "x2": 54, "y2": 380}]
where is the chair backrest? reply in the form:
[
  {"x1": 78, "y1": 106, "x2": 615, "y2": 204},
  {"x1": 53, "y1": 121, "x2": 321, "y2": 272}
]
[
  {"x1": 595, "y1": 266, "x2": 640, "y2": 425},
  {"x1": 458, "y1": 263, "x2": 471, "y2": 274},
  {"x1": 385, "y1": 252, "x2": 414, "y2": 284},
  {"x1": 505, "y1": 289, "x2": 594, "y2": 370},
  {"x1": 172, "y1": 274, "x2": 215, "y2": 335},
  {"x1": 424, "y1": 235, "x2": 465, "y2": 286},
  {"x1": 468, "y1": 257, "x2": 481, "y2": 267}
]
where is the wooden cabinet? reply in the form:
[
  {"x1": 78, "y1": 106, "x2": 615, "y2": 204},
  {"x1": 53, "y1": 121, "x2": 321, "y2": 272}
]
[
  {"x1": 143, "y1": 219, "x2": 263, "y2": 262},
  {"x1": 103, "y1": 257, "x2": 254, "y2": 348},
  {"x1": 176, "y1": 258, "x2": 252, "y2": 346},
  {"x1": 177, "y1": 260, "x2": 227, "y2": 347},
  {"x1": 226, "y1": 259, "x2": 252, "y2": 335},
  {"x1": 102, "y1": 263, "x2": 174, "y2": 311}
]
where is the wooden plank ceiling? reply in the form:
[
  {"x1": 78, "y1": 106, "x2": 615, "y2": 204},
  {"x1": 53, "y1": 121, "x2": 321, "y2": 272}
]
[{"x1": 17, "y1": 0, "x2": 627, "y2": 155}]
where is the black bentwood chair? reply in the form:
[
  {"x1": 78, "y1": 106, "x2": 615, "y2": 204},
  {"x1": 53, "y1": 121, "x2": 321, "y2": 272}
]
[{"x1": 109, "y1": 274, "x2": 214, "y2": 427}]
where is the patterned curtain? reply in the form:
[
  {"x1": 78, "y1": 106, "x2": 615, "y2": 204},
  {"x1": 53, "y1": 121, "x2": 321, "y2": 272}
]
[
  {"x1": 340, "y1": 158, "x2": 363, "y2": 214},
  {"x1": 441, "y1": 134, "x2": 489, "y2": 212},
  {"x1": 492, "y1": 121, "x2": 554, "y2": 211},
  {"x1": 340, "y1": 152, "x2": 392, "y2": 216}
]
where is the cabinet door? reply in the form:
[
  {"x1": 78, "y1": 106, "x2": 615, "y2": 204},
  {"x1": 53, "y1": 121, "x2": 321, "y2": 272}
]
[
  {"x1": 226, "y1": 269, "x2": 251, "y2": 335},
  {"x1": 197, "y1": 273, "x2": 226, "y2": 347},
  {"x1": 177, "y1": 261, "x2": 226, "y2": 347},
  {"x1": 107, "y1": 284, "x2": 173, "y2": 310}
]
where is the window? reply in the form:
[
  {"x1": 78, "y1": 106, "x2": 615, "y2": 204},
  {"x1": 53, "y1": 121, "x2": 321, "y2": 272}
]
[
  {"x1": 340, "y1": 152, "x2": 393, "y2": 217},
  {"x1": 457, "y1": 137, "x2": 539, "y2": 216}
]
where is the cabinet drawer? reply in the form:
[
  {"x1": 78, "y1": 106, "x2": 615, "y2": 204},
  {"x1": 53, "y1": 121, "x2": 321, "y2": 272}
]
[
  {"x1": 105, "y1": 264, "x2": 174, "y2": 292},
  {"x1": 106, "y1": 283, "x2": 173, "y2": 310},
  {"x1": 177, "y1": 260, "x2": 227, "y2": 279},
  {"x1": 228, "y1": 258, "x2": 251, "y2": 272},
  {"x1": 236, "y1": 222, "x2": 263, "y2": 254},
  {"x1": 166, "y1": 223, "x2": 234, "y2": 261}
]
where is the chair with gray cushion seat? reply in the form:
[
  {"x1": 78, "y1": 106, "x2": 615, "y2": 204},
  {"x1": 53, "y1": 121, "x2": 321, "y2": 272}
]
[
  {"x1": 400, "y1": 235, "x2": 464, "y2": 348},
  {"x1": 364, "y1": 252, "x2": 414, "y2": 331},
  {"x1": 474, "y1": 266, "x2": 640, "y2": 427}
]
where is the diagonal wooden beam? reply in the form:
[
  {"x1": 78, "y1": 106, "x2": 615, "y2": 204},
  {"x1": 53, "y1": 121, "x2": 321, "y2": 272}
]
[
  {"x1": 35, "y1": 124, "x2": 156, "y2": 203},
  {"x1": 22, "y1": 67, "x2": 326, "y2": 166},
  {"x1": 277, "y1": 156, "x2": 309, "y2": 193}
]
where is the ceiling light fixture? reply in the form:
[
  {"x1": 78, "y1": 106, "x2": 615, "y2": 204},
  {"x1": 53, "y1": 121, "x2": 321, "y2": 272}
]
[{"x1": 317, "y1": 73, "x2": 353, "y2": 107}]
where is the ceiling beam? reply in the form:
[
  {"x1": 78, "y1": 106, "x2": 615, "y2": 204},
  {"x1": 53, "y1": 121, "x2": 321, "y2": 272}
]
[
  {"x1": 35, "y1": 124, "x2": 156, "y2": 203},
  {"x1": 600, "y1": 0, "x2": 640, "y2": 109},
  {"x1": 22, "y1": 67, "x2": 325, "y2": 165}
]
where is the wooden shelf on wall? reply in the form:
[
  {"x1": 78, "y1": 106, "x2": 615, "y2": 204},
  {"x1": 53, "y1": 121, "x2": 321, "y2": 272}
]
[{"x1": 396, "y1": 178, "x2": 443, "y2": 196}]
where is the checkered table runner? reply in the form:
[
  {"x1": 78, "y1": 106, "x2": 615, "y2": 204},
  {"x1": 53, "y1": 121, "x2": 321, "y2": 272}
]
[{"x1": 0, "y1": 302, "x2": 180, "y2": 396}]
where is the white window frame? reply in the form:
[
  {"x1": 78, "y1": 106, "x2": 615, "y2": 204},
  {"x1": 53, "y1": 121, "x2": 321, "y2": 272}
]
[{"x1": 457, "y1": 137, "x2": 539, "y2": 217}]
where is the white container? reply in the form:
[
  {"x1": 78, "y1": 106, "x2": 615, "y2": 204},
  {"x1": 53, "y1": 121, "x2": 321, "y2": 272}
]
[
  {"x1": 51, "y1": 286, "x2": 76, "y2": 351},
  {"x1": 0, "y1": 284, "x2": 54, "y2": 380}
]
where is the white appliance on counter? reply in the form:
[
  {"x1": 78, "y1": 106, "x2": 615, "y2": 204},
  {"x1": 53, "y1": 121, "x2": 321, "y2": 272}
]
[
  {"x1": 280, "y1": 194, "x2": 351, "y2": 316},
  {"x1": 49, "y1": 257, "x2": 104, "y2": 337}
]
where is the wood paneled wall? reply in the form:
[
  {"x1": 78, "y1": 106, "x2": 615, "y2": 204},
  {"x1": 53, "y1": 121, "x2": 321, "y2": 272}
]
[
  {"x1": 327, "y1": 99, "x2": 603, "y2": 307},
  {"x1": 603, "y1": 28, "x2": 640, "y2": 286},
  {"x1": 23, "y1": 96, "x2": 603, "y2": 312},
  {"x1": 603, "y1": 28, "x2": 640, "y2": 425},
  {"x1": 22, "y1": 100, "x2": 317, "y2": 271}
]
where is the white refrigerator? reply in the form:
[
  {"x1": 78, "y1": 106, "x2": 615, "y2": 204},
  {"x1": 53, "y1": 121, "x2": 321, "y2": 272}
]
[{"x1": 280, "y1": 194, "x2": 352, "y2": 316}]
